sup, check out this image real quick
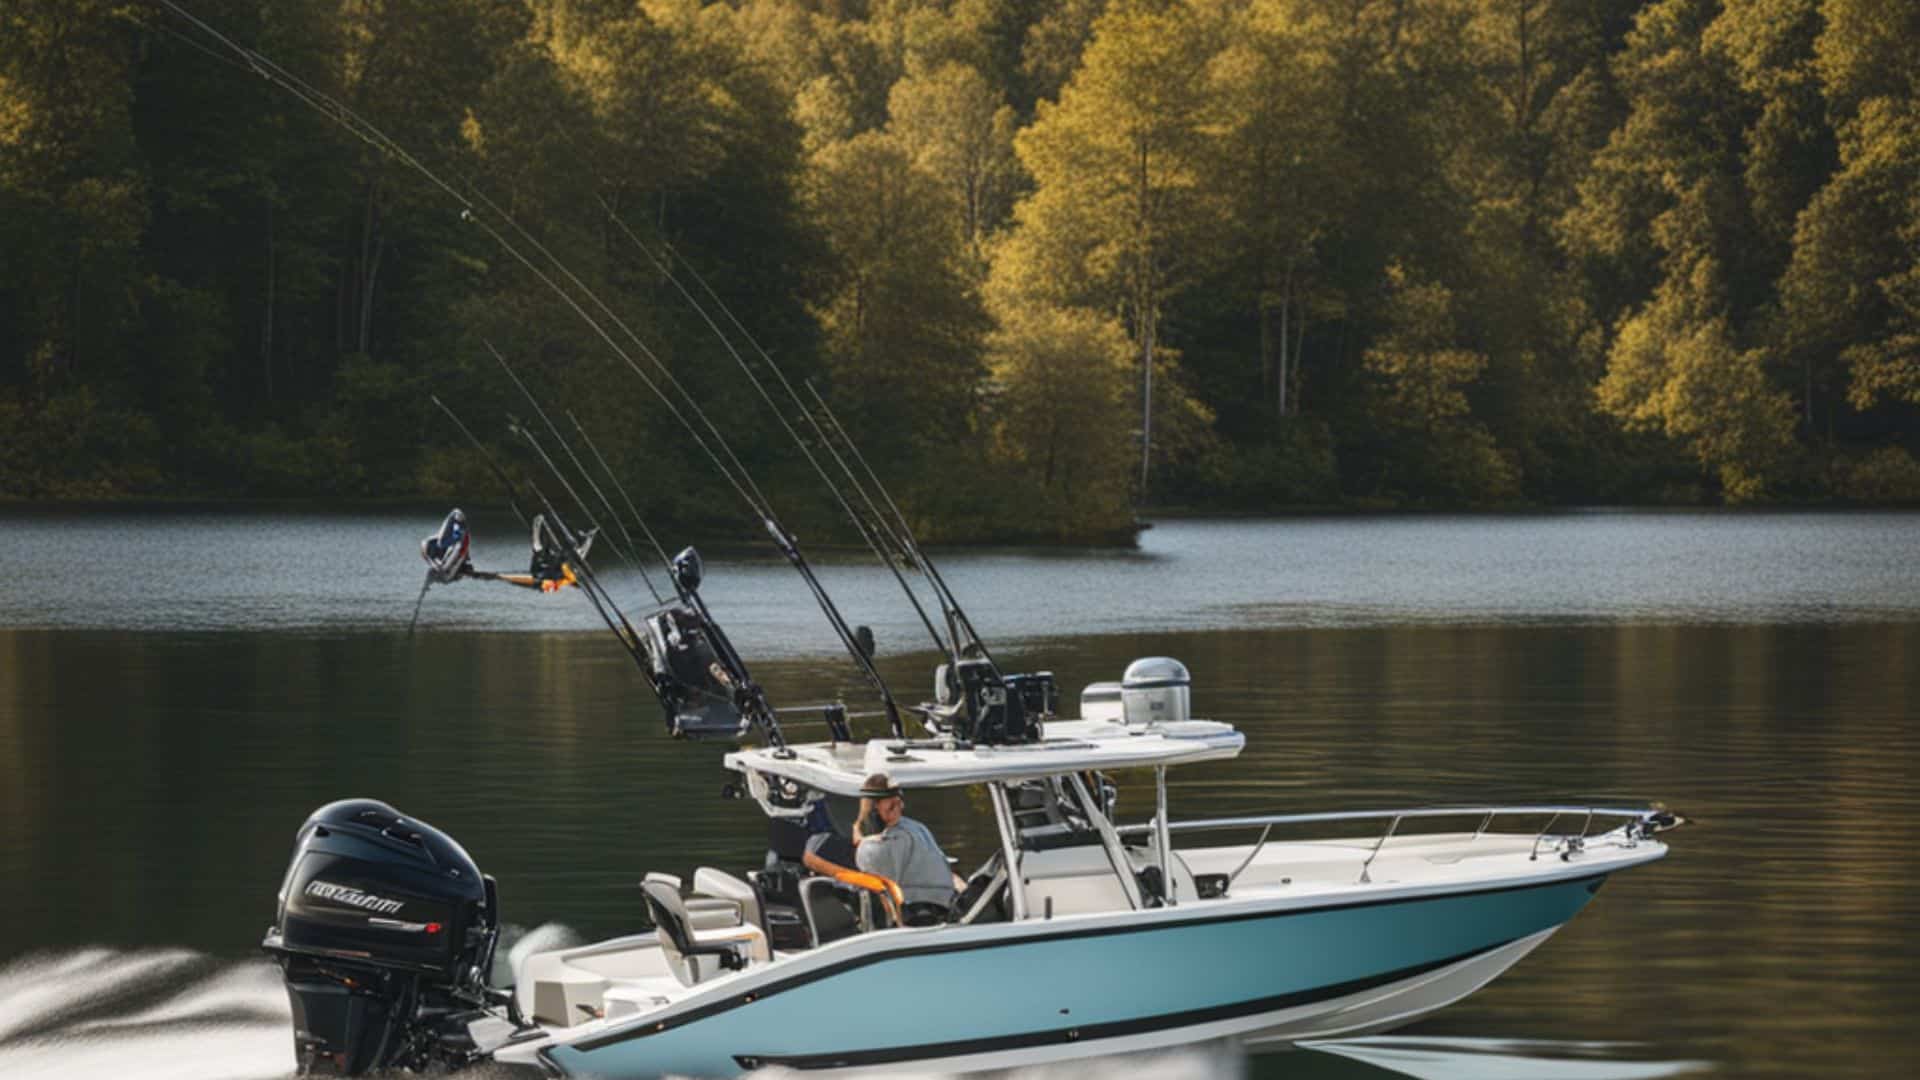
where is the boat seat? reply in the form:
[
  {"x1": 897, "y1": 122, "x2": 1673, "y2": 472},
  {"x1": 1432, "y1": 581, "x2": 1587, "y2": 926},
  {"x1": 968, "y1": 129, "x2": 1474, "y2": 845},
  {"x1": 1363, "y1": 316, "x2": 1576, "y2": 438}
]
[
  {"x1": 644, "y1": 871, "x2": 742, "y2": 931},
  {"x1": 642, "y1": 880, "x2": 763, "y2": 987},
  {"x1": 799, "y1": 876, "x2": 864, "y2": 945},
  {"x1": 693, "y1": 867, "x2": 764, "y2": 935}
]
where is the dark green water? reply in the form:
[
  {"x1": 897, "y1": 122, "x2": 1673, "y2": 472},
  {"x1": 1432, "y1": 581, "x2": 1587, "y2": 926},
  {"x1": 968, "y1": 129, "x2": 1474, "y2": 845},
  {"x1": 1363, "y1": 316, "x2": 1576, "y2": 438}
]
[
  {"x1": 2, "y1": 512, "x2": 1917, "y2": 1078},
  {"x1": 4, "y1": 621, "x2": 1916, "y2": 1078}
]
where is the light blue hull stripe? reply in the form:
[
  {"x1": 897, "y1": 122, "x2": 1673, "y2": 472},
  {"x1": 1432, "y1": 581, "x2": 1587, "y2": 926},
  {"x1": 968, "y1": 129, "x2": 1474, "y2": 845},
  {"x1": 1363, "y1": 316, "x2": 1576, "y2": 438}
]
[{"x1": 547, "y1": 874, "x2": 1604, "y2": 1077}]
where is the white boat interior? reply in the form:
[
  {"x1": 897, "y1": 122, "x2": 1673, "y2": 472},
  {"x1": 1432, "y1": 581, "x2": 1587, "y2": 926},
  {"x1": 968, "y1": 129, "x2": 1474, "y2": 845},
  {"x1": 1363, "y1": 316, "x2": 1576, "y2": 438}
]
[{"x1": 500, "y1": 709, "x2": 1671, "y2": 1070}]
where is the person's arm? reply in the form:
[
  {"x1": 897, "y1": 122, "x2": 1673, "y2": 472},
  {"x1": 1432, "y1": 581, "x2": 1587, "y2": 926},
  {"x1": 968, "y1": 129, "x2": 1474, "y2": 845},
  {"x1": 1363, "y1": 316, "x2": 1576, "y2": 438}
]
[
  {"x1": 852, "y1": 797, "x2": 874, "y2": 846},
  {"x1": 802, "y1": 847, "x2": 853, "y2": 878},
  {"x1": 803, "y1": 832, "x2": 856, "y2": 878}
]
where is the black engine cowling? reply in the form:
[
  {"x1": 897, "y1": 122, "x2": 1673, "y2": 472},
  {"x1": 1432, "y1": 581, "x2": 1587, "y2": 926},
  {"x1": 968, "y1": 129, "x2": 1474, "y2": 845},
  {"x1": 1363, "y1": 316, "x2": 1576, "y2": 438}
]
[{"x1": 264, "y1": 799, "x2": 507, "y2": 1075}]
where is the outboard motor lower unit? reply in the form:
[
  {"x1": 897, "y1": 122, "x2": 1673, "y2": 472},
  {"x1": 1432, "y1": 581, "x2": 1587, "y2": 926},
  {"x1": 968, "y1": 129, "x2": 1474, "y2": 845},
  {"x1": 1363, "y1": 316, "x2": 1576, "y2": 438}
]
[{"x1": 264, "y1": 799, "x2": 515, "y2": 1075}]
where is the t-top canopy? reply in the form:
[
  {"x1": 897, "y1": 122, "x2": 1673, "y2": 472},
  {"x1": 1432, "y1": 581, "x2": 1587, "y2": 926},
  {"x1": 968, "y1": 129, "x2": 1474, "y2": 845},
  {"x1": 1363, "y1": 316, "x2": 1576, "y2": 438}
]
[{"x1": 722, "y1": 717, "x2": 1245, "y2": 797}]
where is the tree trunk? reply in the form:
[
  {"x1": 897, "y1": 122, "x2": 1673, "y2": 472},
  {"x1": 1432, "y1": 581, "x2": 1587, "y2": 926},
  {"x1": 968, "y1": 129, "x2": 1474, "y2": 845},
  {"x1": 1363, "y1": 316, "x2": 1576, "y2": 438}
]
[
  {"x1": 1259, "y1": 294, "x2": 1273, "y2": 412},
  {"x1": 1136, "y1": 142, "x2": 1153, "y2": 502},
  {"x1": 262, "y1": 196, "x2": 276, "y2": 402},
  {"x1": 358, "y1": 234, "x2": 384, "y2": 357},
  {"x1": 1277, "y1": 286, "x2": 1291, "y2": 420},
  {"x1": 1140, "y1": 304, "x2": 1154, "y2": 500},
  {"x1": 356, "y1": 179, "x2": 380, "y2": 356},
  {"x1": 1804, "y1": 357, "x2": 1814, "y2": 431},
  {"x1": 1293, "y1": 308, "x2": 1308, "y2": 415}
]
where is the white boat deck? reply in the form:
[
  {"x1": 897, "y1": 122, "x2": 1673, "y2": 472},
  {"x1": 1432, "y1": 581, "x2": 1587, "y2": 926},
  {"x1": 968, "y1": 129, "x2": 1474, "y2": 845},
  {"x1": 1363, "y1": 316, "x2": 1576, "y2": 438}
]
[{"x1": 508, "y1": 824, "x2": 1665, "y2": 1050}]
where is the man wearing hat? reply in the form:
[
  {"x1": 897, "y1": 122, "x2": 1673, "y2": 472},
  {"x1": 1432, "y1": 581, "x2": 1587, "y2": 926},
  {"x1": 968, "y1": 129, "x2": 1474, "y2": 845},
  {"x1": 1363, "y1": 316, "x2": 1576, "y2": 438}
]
[{"x1": 853, "y1": 773, "x2": 962, "y2": 925}]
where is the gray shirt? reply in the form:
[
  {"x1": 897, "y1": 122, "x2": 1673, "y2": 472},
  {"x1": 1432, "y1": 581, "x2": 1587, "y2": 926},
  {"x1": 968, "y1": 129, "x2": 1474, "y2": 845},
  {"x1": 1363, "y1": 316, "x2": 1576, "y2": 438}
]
[{"x1": 856, "y1": 816, "x2": 955, "y2": 908}]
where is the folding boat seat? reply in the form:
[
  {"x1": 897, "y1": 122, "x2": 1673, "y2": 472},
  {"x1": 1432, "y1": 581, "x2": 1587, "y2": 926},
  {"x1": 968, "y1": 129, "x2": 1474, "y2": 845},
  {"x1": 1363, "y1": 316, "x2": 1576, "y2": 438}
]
[
  {"x1": 640, "y1": 880, "x2": 767, "y2": 988},
  {"x1": 691, "y1": 867, "x2": 764, "y2": 934},
  {"x1": 645, "y1": 871, "x2": 741, "y2": 931}
]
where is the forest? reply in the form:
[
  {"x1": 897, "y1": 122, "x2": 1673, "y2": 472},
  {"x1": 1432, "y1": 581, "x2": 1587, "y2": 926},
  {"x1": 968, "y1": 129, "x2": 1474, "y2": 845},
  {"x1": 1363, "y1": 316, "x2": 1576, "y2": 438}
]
[{"x1": 2, "y1": 0, "x2": 1917, "y2": 542}]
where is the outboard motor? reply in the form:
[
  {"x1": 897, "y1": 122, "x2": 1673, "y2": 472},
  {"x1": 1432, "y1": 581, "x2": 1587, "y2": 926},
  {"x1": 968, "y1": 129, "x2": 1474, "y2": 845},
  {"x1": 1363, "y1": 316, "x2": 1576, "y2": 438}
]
[{"x1": 263, "y1": 799, "x2": 510, "y2": 1075}]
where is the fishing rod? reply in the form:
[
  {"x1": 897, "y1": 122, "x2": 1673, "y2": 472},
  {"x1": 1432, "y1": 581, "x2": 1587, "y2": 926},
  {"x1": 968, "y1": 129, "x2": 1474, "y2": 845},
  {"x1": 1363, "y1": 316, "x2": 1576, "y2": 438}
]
[
  {"x1": 455, "y1": 195, "x2": 912, "y2": 738},
  {"x1": 439, "y1": 394, "x2": 789, "y2": 750},
  {"x1": 805, "y1": 381, "x2": 997, "y2": 669},
  {"x1": 487, "y1": 341, "x2": 665, "y2": 606},
  {"x1": 568, "y1": 410, "x2": 675, "y2": 572},
  {"x1": 407, "y1": 573, "x2": 435, "y2": 635},
  {"x1": 596, "y1": 196, "x2": 956, "y2": 666},
  {"x1": 508, "y1": 418, "x2": 790, "y2": 751},
  {"x1": 599, "y1": 202, "x2": 997, "y2": 672},
  {"x1": 428, "y1": 396, "x2": 637, "y2": 651},
  {"x1": 149, "y1": 0, "x2": 903, "y2": 736}
]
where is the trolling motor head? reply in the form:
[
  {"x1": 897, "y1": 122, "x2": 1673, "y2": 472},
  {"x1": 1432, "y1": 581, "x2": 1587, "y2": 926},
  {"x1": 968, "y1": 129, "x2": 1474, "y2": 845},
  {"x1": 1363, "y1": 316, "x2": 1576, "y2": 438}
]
[
  {"x1": 639, "y1": 545, "x2": 768, "y2": 743},
  {"x1": 420, "y1": 509, "x2": 472, "y2": 584},
  {"x1": 671, "y1": 546, "x2": 704, "y2": 594}
]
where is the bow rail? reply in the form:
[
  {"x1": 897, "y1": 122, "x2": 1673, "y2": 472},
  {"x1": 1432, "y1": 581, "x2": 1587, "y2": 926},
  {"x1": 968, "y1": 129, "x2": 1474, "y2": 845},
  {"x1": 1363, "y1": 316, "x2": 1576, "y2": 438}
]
[{"x1": 1114, "y1": 804, "x2": 1675, "y2": 886}]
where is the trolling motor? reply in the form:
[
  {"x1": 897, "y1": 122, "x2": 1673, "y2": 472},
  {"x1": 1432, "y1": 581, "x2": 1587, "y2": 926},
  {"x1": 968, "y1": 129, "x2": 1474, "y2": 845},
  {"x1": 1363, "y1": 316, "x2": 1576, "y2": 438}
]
[
  {"x1": 420, "y1": 510, "x2": 472, "y2": 584},
  {"x1": 638, "y1": 547, "x2": 767, "y2": 742},
  {"x1": 263, "y1": 800, "x2": 525, "y2": 1076}
]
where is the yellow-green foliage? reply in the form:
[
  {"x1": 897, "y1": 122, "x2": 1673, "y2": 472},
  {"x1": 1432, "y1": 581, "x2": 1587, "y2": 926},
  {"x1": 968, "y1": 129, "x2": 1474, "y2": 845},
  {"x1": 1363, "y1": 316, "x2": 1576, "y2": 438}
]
[
  {"x1": 1840, "y1": 445, "x2": 1920, "y2": 503},
  {"x1": 7, "y1": 0, "x2": 1920, "y2": 522},
  {"x1": 981, "y1": 301, "x2": 1136, "y2": 535}
]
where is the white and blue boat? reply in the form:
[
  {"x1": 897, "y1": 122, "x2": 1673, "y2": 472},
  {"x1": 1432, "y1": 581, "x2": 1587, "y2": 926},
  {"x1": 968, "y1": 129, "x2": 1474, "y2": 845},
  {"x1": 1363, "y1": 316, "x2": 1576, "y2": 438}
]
[
  {"x1": 469, "y1": 665, "x2": 1678, "y2": 1077},
  {"x1": 264, "y1": 656, "x2": 1677, "y2": 1079}
]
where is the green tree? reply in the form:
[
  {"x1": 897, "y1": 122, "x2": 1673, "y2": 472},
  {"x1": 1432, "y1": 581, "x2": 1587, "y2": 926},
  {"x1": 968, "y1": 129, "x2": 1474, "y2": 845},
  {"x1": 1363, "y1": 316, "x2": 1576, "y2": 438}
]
[
  {"x1": 1207, "y1": 0, "x2": 1378, "y2": 428},
  {"x1": 1565, "y1": 0, "x2": 1801, "y2": 499},
  {"x1": 1001, "y1": 0, "x2": 1225, "y2": 497},
  {"x1": 1597, "y1": 279, "x2": 1794, "y2": 500},
  {"x1": 887, "y1": 60, "x2": 1021, "y2": 255},
  {"x1": 1779, "y1": 1, "x2": 1920, "y2": 424},
  {"x1": 981, "y1": 301, "x2": 1137, "y2": 534},
  {"x1": 1363, "y1": 261, "x2": 1519, "y2": 502},
  {"x1": 805, "y1": 129, "x2": 987, "y2": 465}
]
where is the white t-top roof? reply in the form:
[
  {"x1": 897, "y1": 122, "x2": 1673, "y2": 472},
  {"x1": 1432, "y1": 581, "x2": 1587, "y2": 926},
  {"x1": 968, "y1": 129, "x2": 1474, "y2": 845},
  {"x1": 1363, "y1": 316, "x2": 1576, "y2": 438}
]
[{"x1": 722, "y1": 718, "x2": 1244, "y2": 795}]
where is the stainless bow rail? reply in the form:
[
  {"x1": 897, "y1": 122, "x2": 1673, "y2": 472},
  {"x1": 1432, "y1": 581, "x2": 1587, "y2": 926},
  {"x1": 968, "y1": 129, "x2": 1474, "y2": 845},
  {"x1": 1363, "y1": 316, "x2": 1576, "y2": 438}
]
[{"x1": 1116, "y1": 804, "x2": 1664, "y2": 886}]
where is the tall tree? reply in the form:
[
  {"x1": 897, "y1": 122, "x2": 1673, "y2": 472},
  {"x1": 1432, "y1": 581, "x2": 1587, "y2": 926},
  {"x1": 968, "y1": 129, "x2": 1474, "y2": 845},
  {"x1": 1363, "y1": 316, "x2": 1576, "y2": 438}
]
[
  {"x1": 1779, "y1": 0, "x2": 1920, "y2": 430},
  {"x1": 1565, "y1": 0, "x2": 1797, "y2": 499},
  {"x1": 1001, "y1": 0, "x2": 1225, "y2": 498},
  {"x1": 1209, "y1": 0, "x2": 1345, "y2": 425},
  {"x1": 981, "y1": 300, "x2": 1137, "y2": 536},
  {"x1": 805, "y1": 129, "x2": 987, "y2": 467},
  {"x1": 887, "y1": 60, "x2": 1021, "y2": 256}
]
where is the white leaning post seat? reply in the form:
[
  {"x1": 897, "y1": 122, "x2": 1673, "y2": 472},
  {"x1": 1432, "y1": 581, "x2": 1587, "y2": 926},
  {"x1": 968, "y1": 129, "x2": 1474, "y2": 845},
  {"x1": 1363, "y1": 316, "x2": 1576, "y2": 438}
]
[
  {"x1": 645, "y1": 870, "x2": 741, "y2": 931},
  {"x1": 641, "y1": 880, "x2": 766, "y2": 988},
  {"x1": 693, "y1": 866, "x2": 764, "y2": 932}
]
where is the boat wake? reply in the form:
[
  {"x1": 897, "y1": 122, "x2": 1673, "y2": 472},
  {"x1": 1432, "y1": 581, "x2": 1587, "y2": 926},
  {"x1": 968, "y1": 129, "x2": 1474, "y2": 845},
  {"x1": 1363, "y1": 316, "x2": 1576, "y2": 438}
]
[
  {"x1": 0, "y1": 946, "x2": 290, "y2": 1080},
  {"x1": 0, "y1": 943, "x2": 1705, "y2": 1080}
]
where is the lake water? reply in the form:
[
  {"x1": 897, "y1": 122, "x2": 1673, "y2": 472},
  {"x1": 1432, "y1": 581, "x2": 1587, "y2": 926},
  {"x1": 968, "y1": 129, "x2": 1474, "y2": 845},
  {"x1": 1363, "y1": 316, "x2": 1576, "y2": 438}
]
[{"x1": 1, "y1": 510, "x2": 1916, "y2": 1079}]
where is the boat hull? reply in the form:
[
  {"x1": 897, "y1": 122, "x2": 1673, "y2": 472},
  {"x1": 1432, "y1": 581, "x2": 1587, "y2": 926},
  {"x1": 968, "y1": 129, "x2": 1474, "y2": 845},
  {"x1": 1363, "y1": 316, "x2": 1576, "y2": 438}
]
[{"x1": 538, "y1": 871, "x2": 1611, "y2": 1077}]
